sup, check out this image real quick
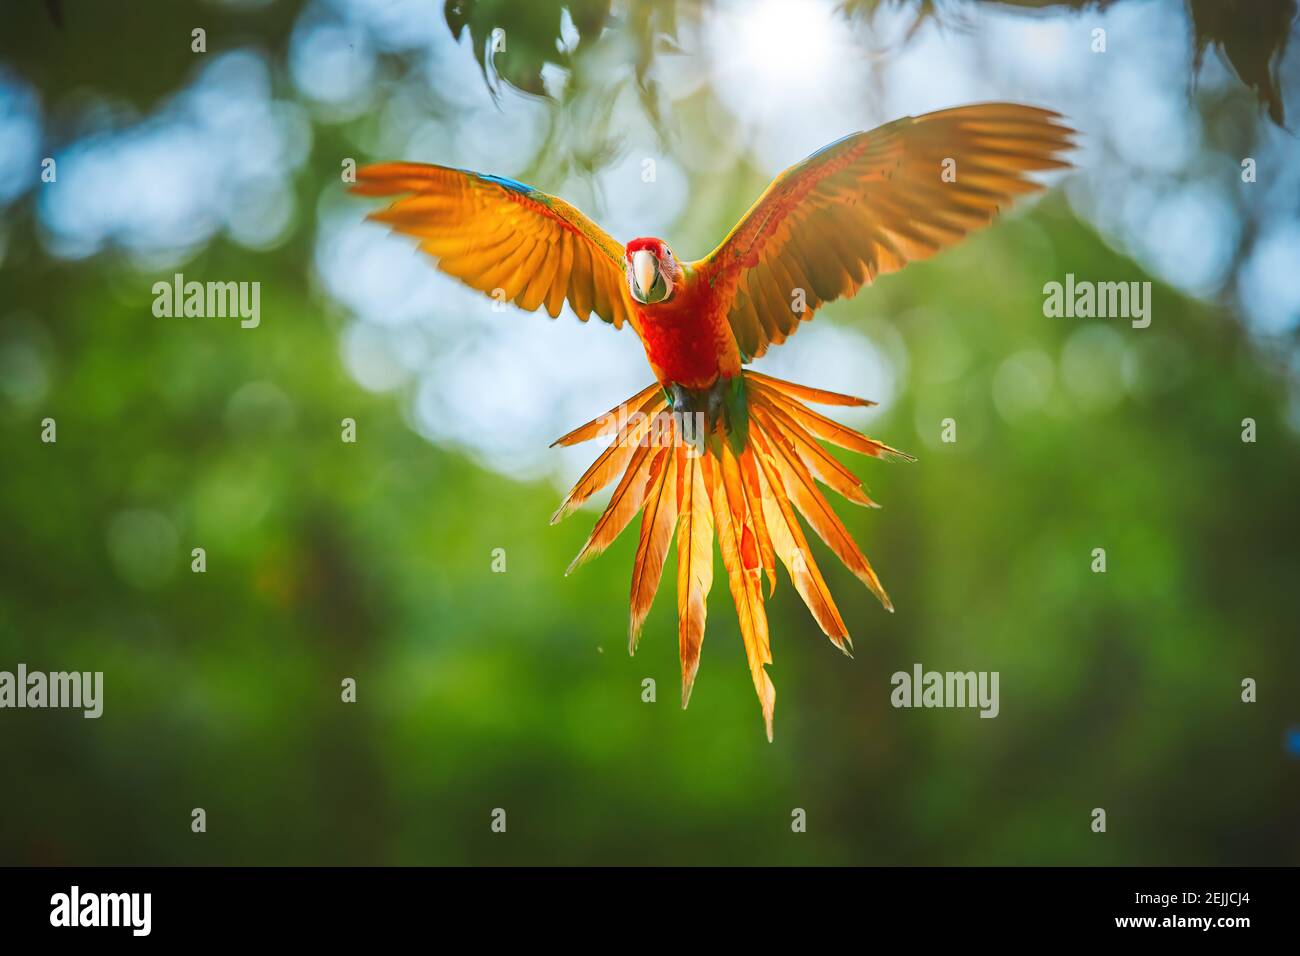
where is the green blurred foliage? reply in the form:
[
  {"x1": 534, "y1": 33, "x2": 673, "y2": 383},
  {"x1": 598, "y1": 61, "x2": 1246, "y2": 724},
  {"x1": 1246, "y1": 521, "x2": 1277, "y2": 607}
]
[{"x1": 0, "y1": 0, "x2": 1297, "y2": 865}]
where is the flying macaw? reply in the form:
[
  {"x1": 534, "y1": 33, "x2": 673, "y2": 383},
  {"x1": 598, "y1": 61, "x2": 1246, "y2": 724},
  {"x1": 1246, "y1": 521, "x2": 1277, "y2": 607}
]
[{"x1": 353, "y1": 103, "x2": 1074, "y2": 739}]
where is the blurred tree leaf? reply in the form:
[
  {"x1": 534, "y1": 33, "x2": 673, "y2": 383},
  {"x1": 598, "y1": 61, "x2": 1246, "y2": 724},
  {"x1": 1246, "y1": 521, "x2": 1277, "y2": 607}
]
[
  {"x1": 839, "y1": 0, "x2": 1295, "y2": 127},
  {"x1": 0, "y1": 0, "x2": 303, "y2": 110},
  {"x1": 1189, "y1": 0, "x2": 1295, "y2": 126},
  {"x1": 5, "y1": 0, "x2": 1295, "y2": 130},
  {"x1": 625, "y1": 0, "x2": 682, "y2": 125},
  {"x1": 444, "y1": 0, "x2": 612, "y2": 99}
]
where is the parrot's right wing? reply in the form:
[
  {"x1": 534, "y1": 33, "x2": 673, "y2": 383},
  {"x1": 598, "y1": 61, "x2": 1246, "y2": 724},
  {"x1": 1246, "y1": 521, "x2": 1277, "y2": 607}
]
[{"x1": 353, "y1": 162, "x2": 635, "y2": 329}]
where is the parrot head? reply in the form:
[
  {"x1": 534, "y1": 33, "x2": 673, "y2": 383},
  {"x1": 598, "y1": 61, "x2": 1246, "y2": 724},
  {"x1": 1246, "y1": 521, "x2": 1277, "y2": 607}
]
[{"x1": 625, "y1": 237, "x2": 681, "y2": 305}]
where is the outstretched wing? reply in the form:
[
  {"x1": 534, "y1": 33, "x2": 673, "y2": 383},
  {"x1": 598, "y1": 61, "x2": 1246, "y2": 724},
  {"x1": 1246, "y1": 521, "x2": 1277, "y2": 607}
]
[
  {"x1": 694, "y1": 103, "x2": 1075, "y2": 360},
  {"x1": 352, "y1": 162, "x2": 635, "y2": 328}
]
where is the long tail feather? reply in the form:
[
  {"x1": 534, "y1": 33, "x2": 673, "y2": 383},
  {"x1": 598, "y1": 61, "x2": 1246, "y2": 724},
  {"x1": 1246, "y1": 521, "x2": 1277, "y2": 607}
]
[
  {"x1": 752, "y1": 423, "x2": 894, "y2": 612},
  {"x1": 750, "y1": 398, "x2": 879, "y2": 508},
  {"x1": 713, "y1": 442, "x2": 776, "y2": 740},
  {"x1": 565, "y1": 440, "x2": 661, "y2": 575},
  {"x1": 676, "y1": 445, "x2": 714, "y2": 707},
  {"x1": 551, "y1": 400, "x2": 668, "y2": 523},
  {"x1": 749, "y1": 378, "x2": 913, "y2": 461},
  {"x1": 751, "y1": 435, "x2": 853, "y2": 654},
  {"x1": 744, "y1": 369, "x2": 876, "y2": 407},
  {"x1": 629, "y1": 438, "x2": 679, "y2": 652},
  {"x1": 738, "y1": 446, "x2": 777, "y2": 597},
  {"x1": 550, "y1": 383, "x2": 664, "y2": 447}
]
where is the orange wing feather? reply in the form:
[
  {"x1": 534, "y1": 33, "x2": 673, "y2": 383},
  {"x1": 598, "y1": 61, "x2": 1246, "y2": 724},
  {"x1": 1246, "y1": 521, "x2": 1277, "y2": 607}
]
[
  {"x1": 352, "y1": 162, "x2": 636, "y2": 328},
  {"x1": 695, "y1": 103, "x2": 1075, "y2": 358}
]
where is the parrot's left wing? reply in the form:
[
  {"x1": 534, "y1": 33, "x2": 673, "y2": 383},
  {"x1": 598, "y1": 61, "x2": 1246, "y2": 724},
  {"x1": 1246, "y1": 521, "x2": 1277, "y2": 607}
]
[
  {"x1": 352, "y1": 162, "x2": 635, "y2": 328},
  {"x1": 693, "y1": 103, "x2": 1075, "y2": 360}
]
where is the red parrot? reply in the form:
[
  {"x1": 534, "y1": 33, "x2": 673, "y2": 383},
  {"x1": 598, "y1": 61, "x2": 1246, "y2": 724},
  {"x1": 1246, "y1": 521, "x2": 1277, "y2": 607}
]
[{"x1": 353, "y1": 103, "x2": 1074, "y2": 739}]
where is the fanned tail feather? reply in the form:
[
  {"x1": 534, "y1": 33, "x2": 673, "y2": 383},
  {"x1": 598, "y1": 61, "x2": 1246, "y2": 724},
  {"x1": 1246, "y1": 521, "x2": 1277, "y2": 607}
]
[
  {"x1": 565, "y1": 440, "x2": 659, "y2": 575},
  {"x1": 744, "y1": 369, "x2": 877, "y2": 408},
  {"x1": 750, "y1": 398, "x2": 879, "y2": 508},
  {"x1": 628, "y1": 440, "x2": 678, "y2": 653},
  {"x1": 675, "y1": 444, "x2": 714, "y2": 707},
  {"x1": 751, "y1": 431, "x2": 853, "y2": 656},
  {"x1": 550, "y1": 392, "x2": 670, "y2": 523},
  {"x1": 552, "y1": 370, "x2": 911, "y2": 738},
  {"x1": 751, "y1": 419, "x2": 894, "y2": 612},
  {"x1": 711, "y1": 439, "x2": 775, "y2": 741},
  {"x1": 738, "y1": 445, "x2": 777, "y2": 597},
  {"x1": 550, "y1": 382, "x2": 663, "y2": 447},
  {"x1": 748, "y1": 377, "x2": 913, "y2": 462}
]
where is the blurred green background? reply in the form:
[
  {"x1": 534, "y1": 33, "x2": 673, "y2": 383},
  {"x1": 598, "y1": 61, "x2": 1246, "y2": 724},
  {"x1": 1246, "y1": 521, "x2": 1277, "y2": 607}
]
[{"x1": 1, "y1": 0, "x2": 1298, "y2": 865}]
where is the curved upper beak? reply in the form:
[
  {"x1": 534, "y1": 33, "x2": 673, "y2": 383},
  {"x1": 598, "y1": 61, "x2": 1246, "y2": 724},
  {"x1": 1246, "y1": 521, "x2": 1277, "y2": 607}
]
[{"x1": 631, "y1": 249, "x2": 659, "y2": 300}]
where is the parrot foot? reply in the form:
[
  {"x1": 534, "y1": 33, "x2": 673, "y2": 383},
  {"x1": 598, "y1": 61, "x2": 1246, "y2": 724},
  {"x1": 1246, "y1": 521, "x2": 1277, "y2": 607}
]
[{"x1": 666, "y1": 380, "x2": 735, "y2": 456}]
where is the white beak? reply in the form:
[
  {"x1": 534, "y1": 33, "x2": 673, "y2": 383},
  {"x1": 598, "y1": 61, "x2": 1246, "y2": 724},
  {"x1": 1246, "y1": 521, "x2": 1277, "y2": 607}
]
[{"x1": 632, "y1": 249, "x2": 659, "y2": 299}]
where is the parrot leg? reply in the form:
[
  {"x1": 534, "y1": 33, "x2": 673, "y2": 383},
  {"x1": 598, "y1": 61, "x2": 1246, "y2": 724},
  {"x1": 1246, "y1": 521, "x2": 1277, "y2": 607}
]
[
  {"x1": 668, "y1": 382, "x2": 693, "y2": 414},
  {"x1": 668, "y1": 380, "x2": 726, "y2": 422},
  {"x1": 668, "y1": 378, "x2": 738, "y2": 457},
  {"x1": 668, "y1": 383, "x2": 702, "y2": 455}
]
